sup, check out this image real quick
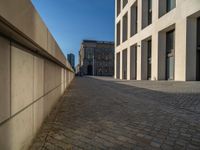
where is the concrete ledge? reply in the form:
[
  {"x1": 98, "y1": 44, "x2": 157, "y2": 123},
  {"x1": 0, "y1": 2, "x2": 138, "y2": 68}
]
[
  {"x1": 0, "y1": 0, "x2": 74, "y2": 72},
  {"x1": 0, "y1": 1, "x2": 75, "y2": 149}
]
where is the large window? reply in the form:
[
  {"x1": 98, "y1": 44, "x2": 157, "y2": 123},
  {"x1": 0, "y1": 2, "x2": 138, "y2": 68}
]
[
  {"x1": 130, "y1": 44, "x2": 137, "y2": 80},
  {"x1": 130, "y1": 2, "x2": 138, "y2": 37},
  {"x1": 147, "y1": 40, "x2": 152, "y2": 80},
  {"x1": 166, "y1": 30, "x2": 175, "y2": 80},
  {"x1": 117, "y1": 21, "x2": 121, "y2": 46},
  {"x1": 159, "y1": 0, "x2": 176, "y2": 17},
  {"x1": 166, "y1": 0, "x2": 176, "y2": 12},
  {"x1": 148, "y1": 0, "x2": 152, "y2": 25},
  {"x1": 142, "y1": 0, "x2": 152, "y2": 29},
  {"x1": 116, "y1": 52, "x2": 120, "y2": 79},
  {"x1": 166, "y1": 30, "x2": 175, "y2": 54},
  {"x1": 86, "y1": 48, "x2": 94, "y2": 59},
  {"x1": 123, "y1": 13, "x2": 128, "y2": 42},
  {"x1": 117, "y1": 0, "x2": 121, "y2": 16},
  {"x1": 123, "y1": 0, "x2": 128, "y2": 8},
  {"x1": 122, "y1": 49, "x2": 127, "y2": 79}
]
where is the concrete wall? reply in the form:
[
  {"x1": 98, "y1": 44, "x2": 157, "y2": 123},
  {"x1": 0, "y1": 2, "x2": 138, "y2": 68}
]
[
  {"x1": 0, "y1": 0, "x2": 74, "y2": 150},
  {"x1": 115, "y1": 0, "x2": 200, "y2": 81}
]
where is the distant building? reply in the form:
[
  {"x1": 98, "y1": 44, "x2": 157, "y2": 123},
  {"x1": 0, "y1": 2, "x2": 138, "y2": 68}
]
[
  {"x1": 75, "y1": 64, "x2": 80, "y2": 75},
  {"x1": 79, "y1": 40, "x2": 114, "y2": 76},
  {"x1": 67, "y1": 53, "x2": 75, "y2": 70}
]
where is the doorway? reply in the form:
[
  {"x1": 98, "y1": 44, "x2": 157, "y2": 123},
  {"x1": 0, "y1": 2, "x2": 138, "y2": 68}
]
[
  {"x1": 87, "y1": 65, "x2": 93, "y2": 75},
  {"x1": 166, "y1": 29, "x2": 175, "y2": 80}
]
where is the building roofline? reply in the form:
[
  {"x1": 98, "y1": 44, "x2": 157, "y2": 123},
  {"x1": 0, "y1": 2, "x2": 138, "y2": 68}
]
[{"x1": 82, "y1": 39, "x2": 114, "y2": 45}]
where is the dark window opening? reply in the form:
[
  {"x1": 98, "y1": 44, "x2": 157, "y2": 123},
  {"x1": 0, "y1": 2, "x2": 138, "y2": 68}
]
[
  {"x1": 117, "y1": 0, "x2": 121, "y2": 16},
  {"x1": 196, "y1": 17, "x2": 200, "y2": 80},
  {"x1": 148, "y1": 0, "x2": 152, "y2": 25},
  {"x1": 117, "y1": 52, "x2": 120, "y2": 79},
  {"x1": 87, "y1": 65, "x2": 93, "y2": 75},
  {"x1": 122, "y1": 49, "x2": 127, "y2": 79},
  {"x1": 123, "y1": 0, "x2": 128, "y2": 8},
  {"x1": 117, "y1": 22, "x2": 121, "y2": 46},
  {"x1": 130, "y1": 2, "x2": 138, "y2": 37},
  {"x1": 123, "y1": 13, "x2": 128, "y2": 42},
  {"x1": 166, "y1": 29, "x2": 175, "y2": 80},
  {"x1": 166, "y1": 0, "x2": 176, "y2": 13},
  {"x1": 147, "y1": 40, "x2": 152, "y2": 80}
]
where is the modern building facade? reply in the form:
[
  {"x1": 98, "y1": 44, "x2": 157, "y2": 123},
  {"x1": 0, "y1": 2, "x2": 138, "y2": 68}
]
[
  {"x1": 67, "y1": 53, "x2": 75, "y2": 70},
  {"x1": 115, "y1": 0, "x2": 200, "y2": 81},
  {"x1": 79, "y1": 40, "x2": 114, "y2": 76}
]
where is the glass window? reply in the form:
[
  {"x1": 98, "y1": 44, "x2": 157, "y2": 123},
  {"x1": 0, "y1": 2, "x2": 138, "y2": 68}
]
[
  {"x1": 147, "y1": 40, "x2": 152, "y2": 79},
  {"x1": 166, "y1": 0, "x2": 176, "y2": 12},
  {"x1": 117, "y1": 0, "x2": 121, "y2": 16},
  {"x1": 166, "y1": 29, "x2": 175, "y2": 80},
  {"x1": 130, "y1": 2, "x2": 137, "y2": 37},
  {"x1": 123, "y1": 13, "x2": 128, "y2": 42},
  {"x1": 166, "y1": 30, "x2": 175, "y2": 54},
  {"x1": 117, "y1": 21, "x2": 121, "y2": 46},
  {"x1": 148, "y1": 0, "x2": 152, "y2": 25},
  {"x1": 166, "y1": 57, "x2": 174, "y2": 80},
  {"x1": 123, "y1": 0, "x2": 128, "y2": 8}
]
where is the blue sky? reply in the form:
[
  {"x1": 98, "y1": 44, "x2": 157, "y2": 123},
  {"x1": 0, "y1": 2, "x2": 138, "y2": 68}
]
[{"x1": 31, "y1": 0, "x2": 115, "y2": 65}]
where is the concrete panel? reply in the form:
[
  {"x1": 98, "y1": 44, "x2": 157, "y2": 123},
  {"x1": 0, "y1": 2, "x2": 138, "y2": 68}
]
[
  {"x1": 33, "y1": 98, "x2": 45, "y2": 134},
  {"x1": 175, "y1": 19, "x2": 187, "y2": 81},
  {"x1": 11, "y1": 45, "x2": 34, "y2": 115},
  {"x1": 55, "y1": 65, "x2": 62, "y2": 87},
  {"x1": 0, "y1": 36, "x2": 10, "y2": 123},
  {"x1": 43, "y1": 89, "x2": 56, "y2": 117},
  {"x1": 0, "y1": 0, "x2": 48, "y2": 50},
  {"x1": 152, "y1": 33, "x2": 159, "y2": 80},
  {"x1": 34, "y1": 56, "x2": 44, "y2": 101},
  {"x1": 47, "y1": 32, "x2": 56, "y2": 56},
  {"x1": 44, "y1": 60, "x2": 56, "y2": 94},
  {"x1": 0, "y1": 106, "x2": 33, "y2": 150}
]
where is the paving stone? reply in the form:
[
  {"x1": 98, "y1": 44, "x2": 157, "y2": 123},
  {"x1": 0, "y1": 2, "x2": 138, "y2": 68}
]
[
  {"x1": 30, "y1": 77, "x2": 200, "y2": 150},
  {"x1": 150, "y1": 141, "x2": 161, "y2": 148}
]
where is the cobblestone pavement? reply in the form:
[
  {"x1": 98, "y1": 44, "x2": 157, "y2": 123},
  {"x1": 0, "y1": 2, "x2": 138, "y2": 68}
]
[{"x1": 30, "y1": 77, "x2": 200, "y2": 150}]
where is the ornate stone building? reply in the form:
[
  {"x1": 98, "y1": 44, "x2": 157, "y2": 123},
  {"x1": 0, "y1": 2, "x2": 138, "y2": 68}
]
[{"x1": 79, "y1": 40, "x2": 114, "y2": 76}]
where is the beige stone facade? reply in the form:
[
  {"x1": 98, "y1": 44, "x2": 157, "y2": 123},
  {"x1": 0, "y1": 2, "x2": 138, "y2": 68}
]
[
  {"x1": 0, "y1": 0, "x2": 74, "y2": 150},
  {"x1": 115, "y1": 0, "x2": 200, "y2": 81}
]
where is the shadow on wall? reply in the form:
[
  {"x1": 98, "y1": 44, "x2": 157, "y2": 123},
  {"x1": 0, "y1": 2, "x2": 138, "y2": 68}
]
[
  {"x1": 0, "y1": 0, "x2": 75, "y2": 149},
  {"x1": 0, "y1": 37, "x2": 74, "y2": 150}
]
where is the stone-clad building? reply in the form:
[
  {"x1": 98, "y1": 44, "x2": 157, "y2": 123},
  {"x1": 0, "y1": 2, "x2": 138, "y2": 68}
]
[
  {"x1": 115, "y1": 0, "x2": 200, "y2": 81},
  {"x1": 79, "y1": 40, "x2": 114, "y2": 76}
]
